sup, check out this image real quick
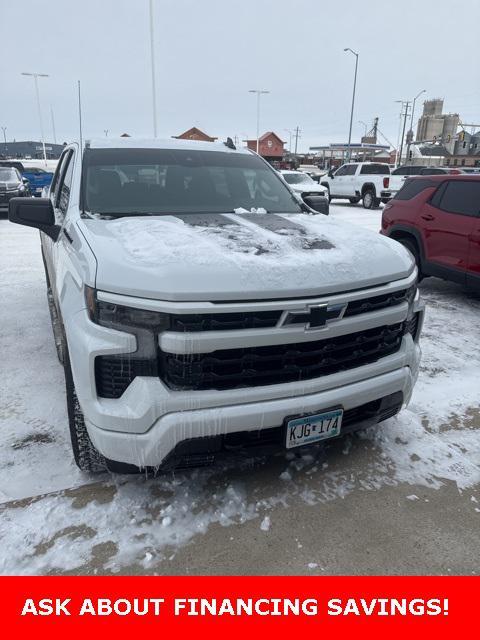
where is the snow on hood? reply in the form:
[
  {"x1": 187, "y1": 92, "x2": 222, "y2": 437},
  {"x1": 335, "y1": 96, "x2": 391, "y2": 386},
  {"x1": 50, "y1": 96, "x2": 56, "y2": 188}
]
[{"x1": 81, "y1": 212, "x2": 413, "y2": 301}]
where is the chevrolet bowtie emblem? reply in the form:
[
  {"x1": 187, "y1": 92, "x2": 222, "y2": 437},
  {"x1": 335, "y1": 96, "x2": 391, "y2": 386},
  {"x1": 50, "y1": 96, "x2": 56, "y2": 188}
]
[{"x1": 280, "y1": 303, "x2": 346, "y2": 331}]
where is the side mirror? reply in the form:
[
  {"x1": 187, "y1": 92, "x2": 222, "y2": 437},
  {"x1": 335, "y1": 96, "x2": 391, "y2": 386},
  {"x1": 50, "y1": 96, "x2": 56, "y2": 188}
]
[
  {"x1": 328, "y1": 169, "x2": 335, "y2": 178},
  {"x1": 303, "y1": 194, "x2": 329, "y2": 215},
  {"x1": 9, "y1": 197, "x2": 60, "y2": 241},
  {"x1": 22, "y1": 177, "x2": 29, "y2": 184}
]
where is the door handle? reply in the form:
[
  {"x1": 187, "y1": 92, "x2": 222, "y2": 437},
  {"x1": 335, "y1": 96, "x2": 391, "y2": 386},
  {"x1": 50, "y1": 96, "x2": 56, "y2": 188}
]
[{"x1": 421, "y1": 214, "x2": 435, "y2": 221}]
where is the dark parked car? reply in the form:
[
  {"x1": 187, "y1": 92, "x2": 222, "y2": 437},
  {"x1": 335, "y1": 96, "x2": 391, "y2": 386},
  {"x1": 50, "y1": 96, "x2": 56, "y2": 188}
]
[
  {"x1": 381, "y1": 174, "x2": 480, "y2": 292},
  {"x1": 0, "y1": 166, "x2": 30, "y2": 210}
]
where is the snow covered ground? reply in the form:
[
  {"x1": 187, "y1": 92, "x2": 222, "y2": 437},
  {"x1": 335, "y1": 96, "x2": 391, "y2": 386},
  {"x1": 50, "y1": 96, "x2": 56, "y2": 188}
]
[{"x1": 0, "y1": 203, "x2": 479, "y2": 575}]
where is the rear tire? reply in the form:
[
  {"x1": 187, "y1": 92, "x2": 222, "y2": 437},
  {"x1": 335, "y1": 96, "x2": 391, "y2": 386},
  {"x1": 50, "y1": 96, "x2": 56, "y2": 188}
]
[{"x1": 362, "y1": 189, "x2": 380, "y2": 209}]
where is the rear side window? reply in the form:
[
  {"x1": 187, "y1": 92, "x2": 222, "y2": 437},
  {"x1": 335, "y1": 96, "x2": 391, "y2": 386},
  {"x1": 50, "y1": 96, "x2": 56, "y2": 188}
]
[
  {"x1": 420, "y1": 168, "x2": 446, "y2": 175},
  {"x1": 431, "y1": 180, "x2": 480, "y2": 217},
  {"x1": 394, "y1": 178, "x2": 438, "y2": 200},
  {"x1": 360, "y1": 164, "x2": 389, "y2": 175}
]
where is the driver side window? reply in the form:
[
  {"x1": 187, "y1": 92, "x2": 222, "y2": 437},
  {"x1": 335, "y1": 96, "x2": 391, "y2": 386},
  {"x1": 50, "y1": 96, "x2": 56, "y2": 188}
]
[{"x1": 335, "y1": 165, "x2": 348, "y2": 177}]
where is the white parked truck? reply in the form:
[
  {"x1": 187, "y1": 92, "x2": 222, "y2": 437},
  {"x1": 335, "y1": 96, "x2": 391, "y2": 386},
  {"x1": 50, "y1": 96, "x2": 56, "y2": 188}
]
[
  {"x1": 8, "y1": 138, "x2": 423, "y2": 473},
  {"x1": 321, "y1": 162, "x2": 392, "y2": 209}
]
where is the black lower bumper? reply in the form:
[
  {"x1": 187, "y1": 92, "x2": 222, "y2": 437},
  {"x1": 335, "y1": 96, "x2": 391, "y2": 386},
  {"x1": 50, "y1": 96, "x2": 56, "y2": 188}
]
[{"x1": 160, "y1": 391, "x2": 403, "y2": 471}]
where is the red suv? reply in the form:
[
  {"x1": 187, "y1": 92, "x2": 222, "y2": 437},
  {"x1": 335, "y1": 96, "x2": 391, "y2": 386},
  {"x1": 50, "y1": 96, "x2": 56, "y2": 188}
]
[{"x1": 381, "y1": 175, "x2": 480, "y2": 292}]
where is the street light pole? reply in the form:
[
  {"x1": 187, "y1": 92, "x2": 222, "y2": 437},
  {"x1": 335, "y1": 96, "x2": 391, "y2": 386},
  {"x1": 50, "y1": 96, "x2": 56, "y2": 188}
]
[
  {"x1": 21, "y1": 72, "x2": 49, "y2": 165},
  {"x1": 284, "y1": 129, "x2": 293, "y2": 153},
  {"x1": 344, "y1": 48, "x2": 359, "y2": 163},
  {"x1": 249, "y1": 89, "x2": 269, "y2": 154},
  {"x1": 1, "y1": 127, "x2": 7, "y2": 155},
  {"x1": 406, "y1": 89, "x2": 426, "y2": 162},
  {"x1": 149, "y1": 0, "x2": 158, "y2": 137}
]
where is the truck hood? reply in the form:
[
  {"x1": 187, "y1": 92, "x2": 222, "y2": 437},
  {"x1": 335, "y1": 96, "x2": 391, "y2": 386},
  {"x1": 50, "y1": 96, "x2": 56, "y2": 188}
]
[
  {"x1": 80, "y1": 212, "x2": 413, "y2": 301},
  {"x1": 290, "y1": 183, "x2": 327, "y2": 194}
]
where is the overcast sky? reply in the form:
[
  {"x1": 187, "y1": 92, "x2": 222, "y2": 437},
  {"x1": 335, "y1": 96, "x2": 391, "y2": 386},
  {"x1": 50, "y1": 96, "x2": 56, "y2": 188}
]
[{"x1": 1, "y1": 0, "x2": 479, "y2": 152}]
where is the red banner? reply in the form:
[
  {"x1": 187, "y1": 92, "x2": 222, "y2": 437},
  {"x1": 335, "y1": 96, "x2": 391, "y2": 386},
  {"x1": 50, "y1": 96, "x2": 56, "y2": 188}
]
[{"x1": 0, "y1": 576, "x2": 476, "y2": 638}]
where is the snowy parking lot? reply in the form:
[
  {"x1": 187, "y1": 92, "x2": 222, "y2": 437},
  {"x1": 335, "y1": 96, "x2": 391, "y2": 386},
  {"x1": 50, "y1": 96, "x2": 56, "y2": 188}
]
[{"x1": 0, "y1": 203, "x2": 479, "y2": 575}]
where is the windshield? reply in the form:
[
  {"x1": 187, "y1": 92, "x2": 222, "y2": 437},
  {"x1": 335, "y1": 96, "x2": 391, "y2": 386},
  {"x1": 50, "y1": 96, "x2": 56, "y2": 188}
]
[
  {"x1": 0, "y1": 168, "x2": 19, "y2": 182},
  {"x1": 82, "y1": 148, "x2": 304, "y2": 216},
  {"x1": 282, "y1": 172, "x2": 314, "y2": 185}
]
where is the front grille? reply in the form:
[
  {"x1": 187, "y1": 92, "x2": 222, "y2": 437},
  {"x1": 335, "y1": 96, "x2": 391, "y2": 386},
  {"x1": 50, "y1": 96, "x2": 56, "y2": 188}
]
[
  {"x1": 344, "y1": 288, "x2": 408, "y2": 317},
  {"x1": 169, "y1": 310, "x2": 282, "y2": 332},
  {"x1": 160, "y1": 322, "x2": 405, "y2": 391},
  {"x1": 166, "y1": 289, "x2": 408, "y2": 332}
]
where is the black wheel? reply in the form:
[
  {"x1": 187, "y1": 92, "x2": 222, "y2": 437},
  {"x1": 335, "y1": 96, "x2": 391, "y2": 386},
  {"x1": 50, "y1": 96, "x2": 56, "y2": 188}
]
[
  {"x1": 64, "y1": 350, "x2": 106, "y2": 473},
  {"x1": 349, "y1": 197, "x2": 360, "y2": 204},
  {"x1": 397, "y1": 237, "x2": 423, "y2": 280},
  {"x1": 362, "y1": 189, "x2": 380, "y2": 209}
]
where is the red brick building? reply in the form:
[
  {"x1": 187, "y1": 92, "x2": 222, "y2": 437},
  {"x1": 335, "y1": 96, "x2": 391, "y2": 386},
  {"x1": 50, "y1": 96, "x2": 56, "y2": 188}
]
[
  {"x1": 245, "y1": 132, "x2": 285, "y2": 160},
  {"x1": 172, "y1": 127, "x2": 217, "y2": 142}
]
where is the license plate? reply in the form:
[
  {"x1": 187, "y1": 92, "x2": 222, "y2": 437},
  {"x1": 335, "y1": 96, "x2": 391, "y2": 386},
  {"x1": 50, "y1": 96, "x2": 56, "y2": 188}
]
[{"x1": 286, "y1": 408, "x2": 343, "y2": 449}]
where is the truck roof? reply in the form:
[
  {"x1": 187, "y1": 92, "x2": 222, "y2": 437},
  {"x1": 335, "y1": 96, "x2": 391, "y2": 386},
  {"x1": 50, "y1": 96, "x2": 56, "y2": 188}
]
[{"x1": 86, "y1": 137, "x2": 252, "y2": 154}]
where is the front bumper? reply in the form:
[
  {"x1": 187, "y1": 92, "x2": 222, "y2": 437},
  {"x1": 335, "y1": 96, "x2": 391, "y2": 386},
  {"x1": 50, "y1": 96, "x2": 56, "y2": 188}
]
[{"x1": 85, "y1": 344, "x2": 421, "y2": 468}]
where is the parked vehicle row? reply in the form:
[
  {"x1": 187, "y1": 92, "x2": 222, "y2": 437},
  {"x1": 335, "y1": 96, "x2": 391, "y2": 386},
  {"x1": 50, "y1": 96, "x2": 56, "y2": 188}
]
[
  {"x1": 8, "y1": 137, "x2": 423, "y2": 473},
  {"x1": 0, "y1": 160, "x2": 54, "y2": 197}
]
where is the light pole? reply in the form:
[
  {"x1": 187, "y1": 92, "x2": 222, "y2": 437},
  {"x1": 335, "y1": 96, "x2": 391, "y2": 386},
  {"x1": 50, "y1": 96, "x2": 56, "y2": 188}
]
[
  {"x1": 284, "y1": 128, "x2": 293, "y2": 153},
  {"x1": 249, "y1": 89, "x2": 270, "y2": 154},
  {"x1": 406, "y1": 89, "x2": 426, "y2": 162},
  {"x1": 148, "y1": 0, "x2": 158, "y2": 137},
  {"x1": 21, "y1": 72, "x2": 49, "y2": 165},
  {"x1": 358, "y1": 120, "x2": 368, "y2": 137},
  {"x1": 1, "y1": 127, "x2": 7, "y2": 155},
  {"x1": 344, "y1": 48, "x2": 359, "y2": 162},
  {"x1": 50, "y1": 106, "x2": 57, "y2": 144}
]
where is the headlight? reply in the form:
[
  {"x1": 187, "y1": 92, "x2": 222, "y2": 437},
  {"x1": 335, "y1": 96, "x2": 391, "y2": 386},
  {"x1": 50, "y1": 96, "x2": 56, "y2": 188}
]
[
  {"x1": 85, "y1": 286, "x2": 169, "y2": 359},
  {"x1": 406, "y1": 284, "x2": 418, "y2": 307}
]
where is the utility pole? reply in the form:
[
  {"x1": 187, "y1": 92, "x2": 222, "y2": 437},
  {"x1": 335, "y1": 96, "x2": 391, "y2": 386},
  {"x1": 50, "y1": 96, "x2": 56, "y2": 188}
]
[
  {"x1": 396, "y1": 100, "x2": 411, "y2": 167},
  {"x1": 21, "y1": 72, "x2": 49, "y2": 165},
  {"x1": 249, "y1": 89, "x2": 270, "y2": 153},
  {"x1": 293, "y1": 126, "x2": 301, "y2": 155},
  {"x1": 344, "y1": 48, "x2": 359, "y2": 162},
  {"x1": 148, "y1": 0, "x2": 158, "y2": 137}
]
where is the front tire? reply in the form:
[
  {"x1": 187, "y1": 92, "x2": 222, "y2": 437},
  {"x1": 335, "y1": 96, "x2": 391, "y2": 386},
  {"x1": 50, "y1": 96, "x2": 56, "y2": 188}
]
[
  {"x1": 64, "y1": 350, "x2": 106, "y2": 473},
  {"x1": 397, "y1": 237, "x2": 423, "y2": 280}
]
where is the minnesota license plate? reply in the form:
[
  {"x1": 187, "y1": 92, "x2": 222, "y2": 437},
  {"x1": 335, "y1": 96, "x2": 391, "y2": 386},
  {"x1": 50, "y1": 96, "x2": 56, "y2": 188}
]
[{"x1": 286, "y1": 408, "x2": 343, "y2": 449}]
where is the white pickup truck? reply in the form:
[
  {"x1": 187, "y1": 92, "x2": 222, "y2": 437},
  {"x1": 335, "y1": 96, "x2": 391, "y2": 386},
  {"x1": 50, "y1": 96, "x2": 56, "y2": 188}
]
[
  {"x1": 321, "y1": 162, "x2": 392, "y2": 209},
  {"x1": 8, "y1": 138, "x2": 423, "y2": 473}
]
